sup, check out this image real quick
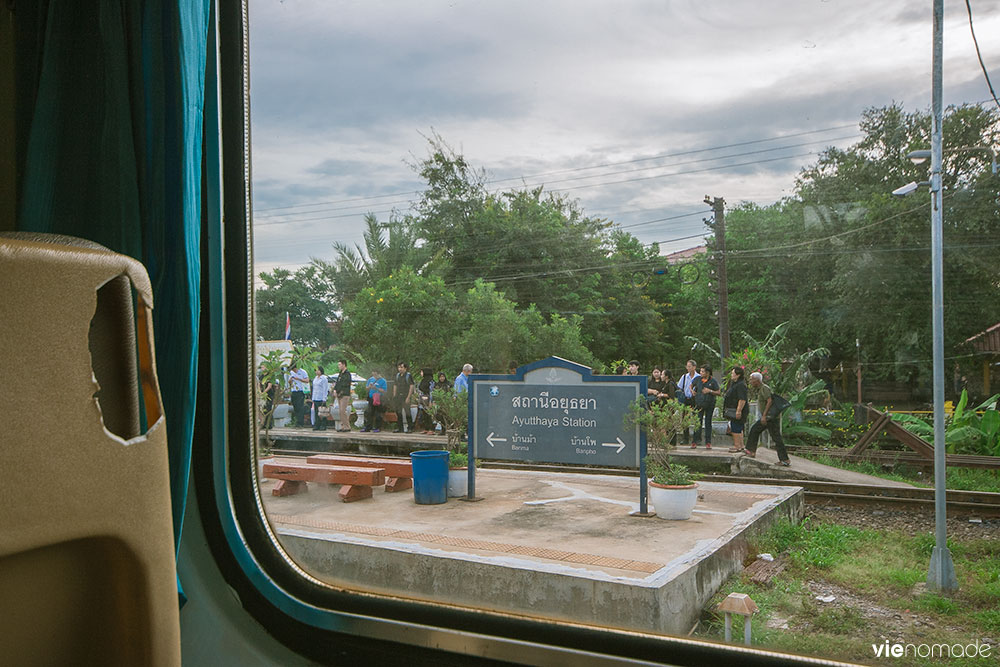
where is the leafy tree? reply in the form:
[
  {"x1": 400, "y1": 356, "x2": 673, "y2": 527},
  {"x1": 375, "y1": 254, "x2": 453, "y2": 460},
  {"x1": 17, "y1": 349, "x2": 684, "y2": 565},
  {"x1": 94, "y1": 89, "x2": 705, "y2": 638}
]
[
  {"x1": 705, "y1": 103, "x2": 1000, "y2": 386},
  {"x1": 339, "y1": 267, "x2": 459, "y2": 370},
  {"x1": 255, "y1": 265, "x2": 337, "y2": 347},
  {"x1": 315, "y1": 213, "x2": 435, "y2": 310}
]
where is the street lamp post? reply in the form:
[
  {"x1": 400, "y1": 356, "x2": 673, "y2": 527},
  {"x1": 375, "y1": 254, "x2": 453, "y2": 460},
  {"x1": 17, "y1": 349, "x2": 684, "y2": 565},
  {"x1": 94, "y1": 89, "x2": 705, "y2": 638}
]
[{"x1": 926, "y1": 0, "x2": 958, "y2": 593}]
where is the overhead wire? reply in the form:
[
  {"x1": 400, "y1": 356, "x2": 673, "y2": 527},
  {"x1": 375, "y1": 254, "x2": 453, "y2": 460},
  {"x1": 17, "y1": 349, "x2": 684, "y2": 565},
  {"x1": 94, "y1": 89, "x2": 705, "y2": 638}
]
[
  {"x1": 965, "y1": 0, "x2": 1000, "y2": 110},
  {"x1": 250, "y1": 127, "x2": 858, "y2": 222}
]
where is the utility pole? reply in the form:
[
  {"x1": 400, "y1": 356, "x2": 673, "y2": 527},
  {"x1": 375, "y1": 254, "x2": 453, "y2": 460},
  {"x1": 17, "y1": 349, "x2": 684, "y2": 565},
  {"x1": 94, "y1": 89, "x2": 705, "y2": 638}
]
[
  {"x1": 705, "y1": 196, "x2": 730, "y2": 362},
  {"x1": 927, "y1": 0, "x2": 958, "y2": 593}
]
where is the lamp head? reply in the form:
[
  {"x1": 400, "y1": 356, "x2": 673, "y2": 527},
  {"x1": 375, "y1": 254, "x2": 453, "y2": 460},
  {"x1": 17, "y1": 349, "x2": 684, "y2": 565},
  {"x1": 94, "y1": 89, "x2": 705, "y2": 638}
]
[
  {"x1": 892, "y1": 181, "x2": 920, "y2": 197},
  {"x1": 906, "y1": 149, "x2": 931, "y2": 165}
]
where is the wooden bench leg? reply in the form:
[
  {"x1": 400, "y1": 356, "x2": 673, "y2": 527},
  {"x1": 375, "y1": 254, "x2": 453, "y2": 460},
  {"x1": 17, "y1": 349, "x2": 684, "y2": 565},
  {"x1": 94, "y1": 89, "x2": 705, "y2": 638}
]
[
  {"x1": 272, "y1": 480, "x2": 307, "y2": 497},
  {"x1": 339, "y1": 484, "x2": 373, "y2": 503},
  {"x1": 384, "y1": 476, "x2": 412, "y2": 492}
]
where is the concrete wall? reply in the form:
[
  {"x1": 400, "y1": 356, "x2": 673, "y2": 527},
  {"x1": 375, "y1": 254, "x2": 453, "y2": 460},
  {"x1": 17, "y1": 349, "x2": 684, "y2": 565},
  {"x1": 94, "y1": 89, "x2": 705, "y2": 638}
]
[{"x1": 277, "y1": 487, "x2": 803, "y2": 636}]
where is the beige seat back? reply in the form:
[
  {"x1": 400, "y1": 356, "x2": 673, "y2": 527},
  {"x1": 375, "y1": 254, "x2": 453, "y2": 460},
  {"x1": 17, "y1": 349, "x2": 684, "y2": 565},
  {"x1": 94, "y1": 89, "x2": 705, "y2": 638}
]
[{"x1": 0, "y1": 234, "x2": 180, "y2": 666}]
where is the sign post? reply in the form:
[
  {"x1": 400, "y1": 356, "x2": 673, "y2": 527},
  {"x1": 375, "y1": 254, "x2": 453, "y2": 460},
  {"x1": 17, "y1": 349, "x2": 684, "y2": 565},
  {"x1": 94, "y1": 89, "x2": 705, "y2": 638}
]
[{"x1": 468, "y1": 357, "x2": 648, "y2": 512}]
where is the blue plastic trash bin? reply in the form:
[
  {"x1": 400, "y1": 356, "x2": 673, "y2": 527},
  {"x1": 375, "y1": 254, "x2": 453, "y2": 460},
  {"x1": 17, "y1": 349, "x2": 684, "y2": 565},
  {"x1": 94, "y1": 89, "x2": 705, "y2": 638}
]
[{"x1": 410, "y1": 450, "x2": 449, "y2": 505}]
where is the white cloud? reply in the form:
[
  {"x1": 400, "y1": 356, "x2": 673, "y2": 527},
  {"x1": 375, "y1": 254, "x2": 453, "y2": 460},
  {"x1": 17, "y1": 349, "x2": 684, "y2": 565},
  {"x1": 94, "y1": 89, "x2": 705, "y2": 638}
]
[{"x1": 247, "y1": 0, "x2": 1000, "y2": 268}]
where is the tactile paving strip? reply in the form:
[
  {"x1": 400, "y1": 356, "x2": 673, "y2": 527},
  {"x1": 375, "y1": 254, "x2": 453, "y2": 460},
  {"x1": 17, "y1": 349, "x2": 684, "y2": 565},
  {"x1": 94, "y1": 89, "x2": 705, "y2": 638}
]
[{"x1": 268, "y1": 514, "x2": 663, "y2": 574}]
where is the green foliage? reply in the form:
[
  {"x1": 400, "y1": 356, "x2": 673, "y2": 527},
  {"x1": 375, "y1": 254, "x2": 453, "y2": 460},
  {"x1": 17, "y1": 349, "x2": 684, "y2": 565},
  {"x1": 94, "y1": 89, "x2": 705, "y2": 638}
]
[
  {"x1": 255, "y1": 265, "x2": 338, "y2": 347},
  {"x1": 449, "y1": 448, "x2": 468, "y2": 468},
  {"x1": 888, "y1": 390, "x2": 1000, "y2": 456},
  {"x1": 340, "y1": 267, "x2": 458, "y2": 369},
  {"x1": 253, "y1": 105, "x2": 999, "y2": 384},
  {"x1": 757, "y1": 518, "x2": 871, "y2": 570},
  {"x1": 431, "y1": 387, "x2": 469, "y2": 451},
  {"x1": 289, "y1": 345, "x2": 321, "y2": 375},
  {"x1": 810, "y1": 606, "x2": 866, "y2": 635},
  {"x1": 687, "y1": 104, "x2": 1000, "y2": 388},
  {"x1": 623, "y1": 397, "x2": 699, "y2": 484},
  {"x1": 256, "y1": 349, "x2": 287, "y2": 453},
  {"x1": 646, "y1": 460, "x2": 698, "y2": 486}
]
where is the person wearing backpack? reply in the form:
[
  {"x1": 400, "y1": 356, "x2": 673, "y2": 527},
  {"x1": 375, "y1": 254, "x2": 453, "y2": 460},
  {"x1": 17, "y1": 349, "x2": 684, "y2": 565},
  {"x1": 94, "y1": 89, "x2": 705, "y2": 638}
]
[{"x1": 742, "y1": 371, "x2": 791, "y2": 466}]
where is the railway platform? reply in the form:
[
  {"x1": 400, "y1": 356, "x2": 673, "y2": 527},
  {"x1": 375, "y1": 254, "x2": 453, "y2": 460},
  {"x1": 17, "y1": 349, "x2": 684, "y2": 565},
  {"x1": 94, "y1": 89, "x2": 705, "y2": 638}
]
[
  {"x1": 266, "y1": 425, "x2": 913, "y2": 487},
  {"x1": 260, "y1": 464, "x2": 802, "y2": 636}
]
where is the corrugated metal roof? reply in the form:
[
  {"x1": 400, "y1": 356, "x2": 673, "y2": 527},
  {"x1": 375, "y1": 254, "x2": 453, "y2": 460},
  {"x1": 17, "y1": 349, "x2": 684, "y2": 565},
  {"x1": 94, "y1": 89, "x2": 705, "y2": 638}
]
[{"x1": 966, "y1": 322, "x2": 1000, "y2": 353}]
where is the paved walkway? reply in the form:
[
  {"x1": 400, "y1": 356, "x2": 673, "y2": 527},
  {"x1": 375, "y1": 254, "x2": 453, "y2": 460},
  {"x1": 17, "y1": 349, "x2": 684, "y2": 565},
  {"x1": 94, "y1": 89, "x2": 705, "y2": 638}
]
[{"x1": 265, "y1": 425, "x2": 913, "y2": 487}]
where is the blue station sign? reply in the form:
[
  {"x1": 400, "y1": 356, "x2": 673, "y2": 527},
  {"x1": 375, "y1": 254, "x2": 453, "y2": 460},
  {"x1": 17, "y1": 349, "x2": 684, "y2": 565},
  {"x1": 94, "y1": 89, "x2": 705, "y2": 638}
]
[{"x1": 469, "y1": 357, "x2": 646, "y2": 468}]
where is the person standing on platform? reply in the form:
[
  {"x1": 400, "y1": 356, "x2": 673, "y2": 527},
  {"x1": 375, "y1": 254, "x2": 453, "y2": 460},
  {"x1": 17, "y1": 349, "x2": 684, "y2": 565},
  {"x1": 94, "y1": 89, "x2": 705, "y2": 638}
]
[
  {"x1": 454, "y1": 363, "x2": 472, "y2": 394},
  {"x1": 393, "y1": 361, "x2": 415, "y2": 433},
  {"x1": 361, "y1": 369, "x2": 387, "y2": 433},
  {"x1": 288, "y1": 361, "x2": 309, "y2": 427},
  {"x1": 691, "y1": 364, "x2": 720, "y2": 449},
  {"x1": 647, "y1": 367, "x2": 668, "y2": 403},
  {"x1": 742, "y1": 371, "x2": 791, "y2": 466},
  {"x1": 333, "y1": 359, "x2": 353, "y2": 432},
  {"x1": 677, "y1": 359, "x2": 698, "y2": 444},
  {"x1": 311, "y1": 365, "x2": 329, "y2": 431},
  {"x1": 724, "y1": 366, "x2": 749, "y2": 454}
]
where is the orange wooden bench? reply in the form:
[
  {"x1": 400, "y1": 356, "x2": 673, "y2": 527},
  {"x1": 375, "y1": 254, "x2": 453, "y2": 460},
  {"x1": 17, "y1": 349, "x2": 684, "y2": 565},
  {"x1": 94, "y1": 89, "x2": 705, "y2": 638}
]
[
  {"x1": 262, "y1": 462, "x2": 385, "y2": 502},
  {"x1": 306, "y1": 454, "x2": 414, "y2": 493}
]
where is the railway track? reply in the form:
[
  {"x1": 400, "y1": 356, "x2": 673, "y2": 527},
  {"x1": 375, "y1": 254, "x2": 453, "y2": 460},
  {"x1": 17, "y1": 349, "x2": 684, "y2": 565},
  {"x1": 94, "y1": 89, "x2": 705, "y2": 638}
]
[{"x1": 266, "y1": 451, "x2": 1000, "y2": 517}]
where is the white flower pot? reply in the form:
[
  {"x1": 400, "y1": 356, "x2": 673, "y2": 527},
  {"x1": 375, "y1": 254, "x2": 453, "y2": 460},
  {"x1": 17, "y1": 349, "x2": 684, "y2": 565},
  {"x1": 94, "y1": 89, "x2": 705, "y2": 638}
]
[
  {"x1": 352, "y1": 400, "x2": 367, "y2": 428},
  {"x1": 448, "y1": 468, "x2": 468, "y2": 497},
  {"x1": 648, "y1": 481, "x2": 698, "y2": 520}
]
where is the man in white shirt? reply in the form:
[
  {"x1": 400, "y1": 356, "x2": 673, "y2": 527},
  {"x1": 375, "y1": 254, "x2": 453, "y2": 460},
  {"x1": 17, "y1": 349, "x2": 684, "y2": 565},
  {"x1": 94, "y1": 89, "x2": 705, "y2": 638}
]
[
  {"x1": 677, "y1": 359, "x2": 698, "y2": 444},
  {"x1": 288, "y1": 362, "x2": 309, "y2": 427},
  {"x1": 311, "y1": 365, "x2": 330, "y2": 431}
]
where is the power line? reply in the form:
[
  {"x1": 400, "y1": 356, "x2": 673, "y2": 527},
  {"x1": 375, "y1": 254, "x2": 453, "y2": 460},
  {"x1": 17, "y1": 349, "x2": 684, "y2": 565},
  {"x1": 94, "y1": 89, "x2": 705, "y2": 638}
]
[
  {"x1": 548, "y1": 152, "x2": 820, "y2": 194},
  {"x1": 253, "y1": 137, "x2": 854, "y2": 226},
  {"x1": 965, "y1": 0, "x2": 1000, "y2": 110},
  {"x1": 507, "y1": 135, "x2": 858, "y2": 191},
  {"x1": 250, "y1": 125, "x2": 859, "y2": 216}
]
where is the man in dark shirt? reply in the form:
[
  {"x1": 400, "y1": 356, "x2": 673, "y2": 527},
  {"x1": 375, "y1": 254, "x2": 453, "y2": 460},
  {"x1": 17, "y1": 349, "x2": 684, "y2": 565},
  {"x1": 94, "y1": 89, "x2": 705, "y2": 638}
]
[
  {"x1": 333, "y1": 359, "x2": 353, "y2": 432},
  {"x1": 393, "y1": 361, "x2": 415, "y2": 433}
]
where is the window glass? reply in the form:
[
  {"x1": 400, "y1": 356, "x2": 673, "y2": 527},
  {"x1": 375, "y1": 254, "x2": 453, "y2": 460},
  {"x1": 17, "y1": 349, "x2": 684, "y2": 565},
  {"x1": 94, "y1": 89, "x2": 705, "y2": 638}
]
[{"x1": 249, "y1": 1, "x2": 1000, "y2": 660}]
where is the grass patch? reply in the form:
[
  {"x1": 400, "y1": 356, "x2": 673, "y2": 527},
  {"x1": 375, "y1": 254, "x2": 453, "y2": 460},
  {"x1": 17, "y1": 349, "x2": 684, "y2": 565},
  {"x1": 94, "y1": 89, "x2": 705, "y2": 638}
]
[
  {"x1": 810, "y1": 606, "x2": 866, "y2": 634},
  {"x1": 973, "y1": 609, "x2": 1000, "y2": 633},
  {"x1": 695, "y1": 518, "x2": 1000, "y2": 664},
  {"x1": 911, "y1": 593, "x2": 960, "y2": 615}
]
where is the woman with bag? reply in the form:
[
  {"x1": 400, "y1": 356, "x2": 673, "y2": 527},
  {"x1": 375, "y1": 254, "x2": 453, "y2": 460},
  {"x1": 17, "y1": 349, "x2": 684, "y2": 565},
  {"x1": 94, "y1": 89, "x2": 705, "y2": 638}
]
[
  {"x1": 361, "y1": 369, "x2": 387, "y2": 433},
  {"x1": 691, "y1": 364, "x2": 720, "y2": 449},
  {"x1": 723, "y1": 366, "x2": 748, "y2": 453}
]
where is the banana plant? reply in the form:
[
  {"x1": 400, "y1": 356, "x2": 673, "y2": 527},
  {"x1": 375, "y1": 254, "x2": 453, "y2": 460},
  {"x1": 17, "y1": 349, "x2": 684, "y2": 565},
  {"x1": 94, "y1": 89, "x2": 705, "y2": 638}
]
[
  {"x1": 781, "y1": 379, "x2": 833, "y2": 440},
  {"x1": 891, "y1": 390, "x2": 1000, "y2": 456}
]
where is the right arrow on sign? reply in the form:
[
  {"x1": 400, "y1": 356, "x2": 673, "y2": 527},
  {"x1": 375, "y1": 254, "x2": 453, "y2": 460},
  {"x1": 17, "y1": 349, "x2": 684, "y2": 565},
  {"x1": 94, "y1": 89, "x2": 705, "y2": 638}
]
[
  {"x1": 602, "y1": 437, "x2": 626, "y2": 454},
  {"x1": 486, "y1": 432, "x2": 507, "y2": 448}
]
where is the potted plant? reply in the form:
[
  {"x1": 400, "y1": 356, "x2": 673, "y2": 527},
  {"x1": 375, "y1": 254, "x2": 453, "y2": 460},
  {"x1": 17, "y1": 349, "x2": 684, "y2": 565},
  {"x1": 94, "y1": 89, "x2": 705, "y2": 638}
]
[
  {"x1": 624, "y1": 397, "x2": 701, "y2": 520},
  {"x1": 431, "y1": 387, "x2": 471, "y2": 496},
  {"x1": 447, "y1": 447, "x2": 469, "y2": 497}
]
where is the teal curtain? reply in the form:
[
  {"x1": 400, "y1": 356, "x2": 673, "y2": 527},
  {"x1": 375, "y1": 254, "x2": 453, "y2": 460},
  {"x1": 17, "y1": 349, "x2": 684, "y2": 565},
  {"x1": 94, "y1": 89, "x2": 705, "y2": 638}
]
[{"x1": 17, "y1": 0, "x2": 211, "y2": 597}]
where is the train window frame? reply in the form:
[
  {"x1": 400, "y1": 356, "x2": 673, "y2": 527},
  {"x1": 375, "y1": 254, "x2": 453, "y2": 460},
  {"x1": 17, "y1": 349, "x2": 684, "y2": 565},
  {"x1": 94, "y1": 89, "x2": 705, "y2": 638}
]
[{"x1": 192, "y1": 2, "x2": 830, "y2": 664}]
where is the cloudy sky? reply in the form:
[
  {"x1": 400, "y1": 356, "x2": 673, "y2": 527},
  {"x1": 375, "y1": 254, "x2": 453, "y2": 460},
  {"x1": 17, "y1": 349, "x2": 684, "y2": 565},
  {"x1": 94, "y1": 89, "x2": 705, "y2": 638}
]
[{"x1": 248, "y1": 0, "x2": 1000, "y2": 276}]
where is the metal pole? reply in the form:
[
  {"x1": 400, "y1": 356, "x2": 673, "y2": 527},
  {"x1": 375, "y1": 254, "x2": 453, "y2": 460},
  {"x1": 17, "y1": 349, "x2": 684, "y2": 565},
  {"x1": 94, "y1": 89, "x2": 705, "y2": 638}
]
[
  {"x1": 927, "y1": 0, "x2": 958, "y2": 592},
  {"x1": 707, "y1": 196, "x2": 731, "y2": 362}
]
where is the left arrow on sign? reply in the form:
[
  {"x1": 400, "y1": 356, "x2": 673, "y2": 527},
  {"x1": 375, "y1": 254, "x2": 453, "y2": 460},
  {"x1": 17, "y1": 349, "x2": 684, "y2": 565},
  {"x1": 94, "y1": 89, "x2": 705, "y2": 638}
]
[
  {"x1": 486, "y1": 432, "x2": 508, "y2": 448},
  {"x1": 601, "y1": 437, "x2": 626, "y2": 454}
]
